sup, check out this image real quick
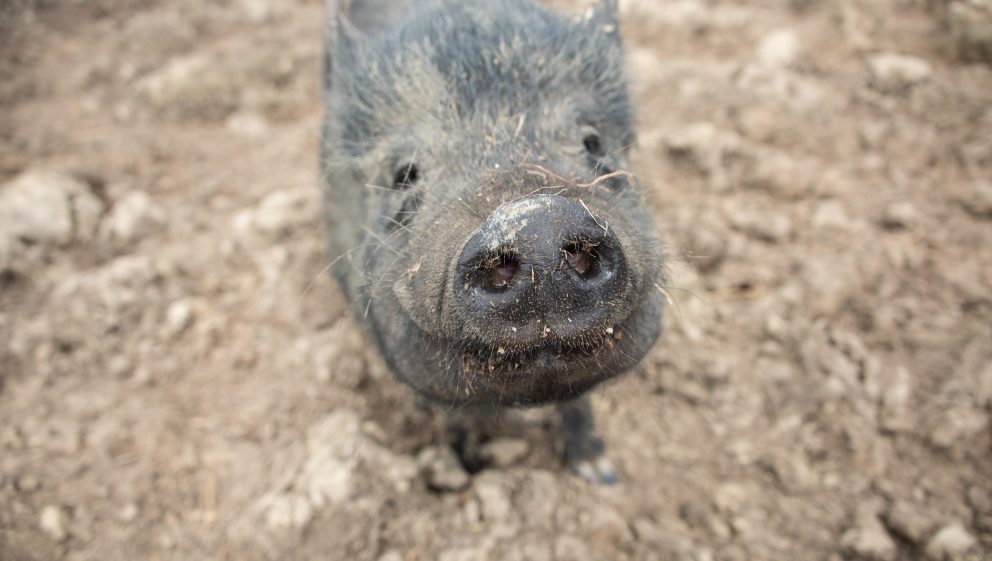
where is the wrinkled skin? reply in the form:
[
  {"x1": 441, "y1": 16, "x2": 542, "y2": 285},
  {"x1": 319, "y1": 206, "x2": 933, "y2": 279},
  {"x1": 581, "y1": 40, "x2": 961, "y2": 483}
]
[{"x1": 320, "y1": 0, "x2": 665, "y2": 481}]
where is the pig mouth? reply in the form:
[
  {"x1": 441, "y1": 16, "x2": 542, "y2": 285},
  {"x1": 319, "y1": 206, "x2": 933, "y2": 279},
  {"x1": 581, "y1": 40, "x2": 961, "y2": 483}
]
[{"x1": 459, "y1": 325, "x2": 626, "y2": 375}]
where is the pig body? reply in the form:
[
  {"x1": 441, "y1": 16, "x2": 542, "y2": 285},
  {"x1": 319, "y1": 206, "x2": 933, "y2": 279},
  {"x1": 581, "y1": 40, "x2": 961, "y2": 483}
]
[{"x1": 320, "y1": 0, "x2": 665, "y2": 482}]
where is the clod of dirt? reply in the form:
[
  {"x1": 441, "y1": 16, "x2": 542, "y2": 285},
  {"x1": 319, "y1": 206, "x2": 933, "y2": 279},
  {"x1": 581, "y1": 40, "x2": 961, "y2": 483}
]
[
  {"x1": 868, "y1": 52, "x2": 933, "y2": 93},
  {"x1": 756, "y1": 29, "x2": 804, "y2": 69},
  {"x1": 925, "y1": 523, "x2": 979, "y2": 561},
  {"x1": 956, "y1": 181, "x2": 992, "y2": 218},
  {"x1": 841, "y1": 510, "x2": 898, "y2": 561},
  {"x1": 880, "y1": 201, "x2": 919, "y2": 230},
  {"x1": 164, "y1": 299, "x2": 195, "y2": 337},
  {"x1": 226, "y1": 111, "x2": 271, "y2": 139},
  {"x1": 39, "y1": 504, "x2": 68, "y2": 542},
  {"x1": 419, "y1": 446, "x2": 471, "y2": 492},
  {"x1": 726, "y1": 204, "x2": 793, "y2": 243},
  {"x1": 473, "y1": 473, "x2": 513, "y2": 522},
  {"x1": 99, "y1": 191, "x2": 165, "y2": 246},
  {"x1": 0, "y1": 171, "x2": 104, "y2": 265},
  {"x1": 948, "y1": 1, "x2": 992, "y2": 63},
  {"x1": 879, "y1": 366, "x2": 914, "y2": 433},
  {"x1": 884, "y1": 500, "x2": 938, "y2": 545},
  {"x1": 234, "y1": 189, "x2": 318, "y2": 242},
  {"x1": 478, "y1": 438, "x2": 530, "y2": 468}
]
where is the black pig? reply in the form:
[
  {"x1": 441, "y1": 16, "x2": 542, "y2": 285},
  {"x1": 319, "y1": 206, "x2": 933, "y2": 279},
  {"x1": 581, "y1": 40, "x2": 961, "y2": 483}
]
[{"x1": 320, "y1": 0, "x2": 665, "y2": 483}]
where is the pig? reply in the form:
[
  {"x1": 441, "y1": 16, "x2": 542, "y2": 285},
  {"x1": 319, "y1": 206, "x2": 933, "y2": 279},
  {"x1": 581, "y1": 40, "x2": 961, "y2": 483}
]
[{"x1": 319, "y1": 0, "x2": 665, "y2": 483}]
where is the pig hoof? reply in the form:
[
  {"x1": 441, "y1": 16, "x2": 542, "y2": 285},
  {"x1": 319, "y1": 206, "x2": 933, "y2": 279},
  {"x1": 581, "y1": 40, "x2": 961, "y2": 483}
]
[{"x1": 570, "y1": 456, "x2": 618, "y2": 486}]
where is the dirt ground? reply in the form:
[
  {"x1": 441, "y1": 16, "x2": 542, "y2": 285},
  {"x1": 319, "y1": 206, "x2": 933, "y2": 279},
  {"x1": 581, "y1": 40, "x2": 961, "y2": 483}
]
[{"x1": 1, "y1": 0, "x2": 991, "y2": 560}]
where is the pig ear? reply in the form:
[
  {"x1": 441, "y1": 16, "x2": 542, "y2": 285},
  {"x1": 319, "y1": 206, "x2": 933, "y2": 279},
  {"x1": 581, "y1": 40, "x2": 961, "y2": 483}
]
[
  {"x1": 323, "y1": 0, "x2": 367, "y2": 94},
  {"x1": 586, "y1": 0, "x2": 620, "y2": 39}
]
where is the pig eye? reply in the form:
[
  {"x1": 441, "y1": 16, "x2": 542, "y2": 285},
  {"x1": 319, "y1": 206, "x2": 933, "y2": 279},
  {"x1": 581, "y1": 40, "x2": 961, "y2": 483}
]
[
  {"x1": 583, "y1": 133, "x2": 604, "y2": 157},
  {"x1": 393, "y1": 163, "x2": 419, "y2": 190}
]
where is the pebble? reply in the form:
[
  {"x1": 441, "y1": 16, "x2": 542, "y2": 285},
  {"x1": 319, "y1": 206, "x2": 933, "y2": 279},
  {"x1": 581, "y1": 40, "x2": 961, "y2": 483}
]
[
  {"x1": 478, "y1": 438, "x2": 530, "y2": 468},
  {"x1": 948, "y1": 1, "x2": 992, "y2": 63},
  {"x1": 136, "y1": 53, "x2": 236, "y2": 119},
  {"x1": 929, "y1": 406, "x2": 988, "y2": 449},
  {"x1": 0, "y1": 171, "x2": 105, "y2": 256},
  {"x1": 587, "y1": 506, "x2": 633, "y2": 547},
  {"x1": 118, "y1": 502, "x2": 140, "y2": 523},
  {"x1": 880, "y1": 201, "x2": 918, "y2": 230},
  {"x1": 841, "y1": 512, "x2": 897, "y2": 561},
  {"x1": 226, "y1": 111, "x2": 270, "y2": 139},
  {"x1": 956, "y1": 181, "x2": 992, "y2": 219},
  {"x1": 756, "y1": 29, "x2": 803, "y2": 69},
  {"x1": 474, "y1": 475, "x2": 512, "y2": 522},
  {"x1": 727, "y1": 206, "x2": 793, "y2": 243},
  {"x1": 39, "y1": 504, "x2": 68, "y2": 542},
  {"x1": 419, "y1": 446, "x2": 470, "y2": 492},
  {"x1": 555, "y1": 535, "x2": 593, "y2": 561},
  {"x1": 925, "y1": 523, "x2": 978, "y2": 561},
  {"x1": 439, "y1": 548, "x2": 487, "y2": 561},
  {"x1": 16, "y1": 475, "x2": 40, "y2": 493},
  {"x1": 235, "y1": 189, "x2": 316, "y2": 241},
  {"x1": 879, "y1": 366, "x2": 914, "y2": 433},
  {"x1": 260, "y1": 493, "x2": 313, "y2": 530},
  {"x1": 868, "y1": 53, "x2": 933, "y2": 93},
  {"x1": 884, "y1": 500, "x2": 936, "y2": 545},
  {"x1": 165, "y1": 299, "x2": 195, "y2": 336},
  {"x1": 99, "y1": 191, "x2": 165, "y2": 245},
  {"x1": 812, "y1": 199, "x2": 855, "y2": 233}
]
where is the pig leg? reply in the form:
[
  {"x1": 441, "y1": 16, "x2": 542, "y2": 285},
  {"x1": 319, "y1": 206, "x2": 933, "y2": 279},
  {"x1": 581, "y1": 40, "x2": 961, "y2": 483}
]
[
  {"x1": 443, "y1": 405, "x2": 496, "y2": 473},
  {"x1": 558, "y1": 396, "x2": 617, "y2": 485}
]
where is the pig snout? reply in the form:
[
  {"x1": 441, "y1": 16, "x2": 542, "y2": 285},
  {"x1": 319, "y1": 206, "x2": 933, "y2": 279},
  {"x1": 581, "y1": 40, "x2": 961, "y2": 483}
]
[{"x1": 452, "y1": 194, "x2": 628, "y2": 345}]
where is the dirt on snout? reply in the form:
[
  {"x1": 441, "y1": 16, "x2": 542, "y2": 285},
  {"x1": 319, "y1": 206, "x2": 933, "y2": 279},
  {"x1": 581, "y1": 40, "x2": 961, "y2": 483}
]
[{"x1": 1, "y1": 1, "x2": 991, "y2": 560}]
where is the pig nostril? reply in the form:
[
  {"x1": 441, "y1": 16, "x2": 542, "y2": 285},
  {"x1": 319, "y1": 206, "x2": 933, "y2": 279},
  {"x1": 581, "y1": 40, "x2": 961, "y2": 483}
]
[
  {"x1": 562, "y1": 242, "x2": 600, "y2": 279},
  {"x1": 480, "y1": 252, "x2": 519, "y2": 292}
]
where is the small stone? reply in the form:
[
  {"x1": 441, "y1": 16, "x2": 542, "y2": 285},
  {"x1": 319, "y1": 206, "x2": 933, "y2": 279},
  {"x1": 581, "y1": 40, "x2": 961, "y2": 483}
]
[
  {"x1": 679, "y1": 500, "x2": 715, "y2": 530},
  {"x1": 880, "y1": 201, "x2": 918, "y2": 230},
  {"x1": 956, "y1": 181, "x2": 992, "y2": 219},
  {"x1": 868, "y1": 53, "x2": 933, "y2": 93},
  {"x1": 479, "y1": 438, "x2": 530, "y2": 467},
  {"x1": 474, "y1": 476, "x2": 512, "y2": 521},
  {"x1": 555, "y1": 535, "x2": 592, "y2": 561},
  {"x1": 812, "y1": 199, "x2": 855, "y2": 232},
  {"x1": 165, "y1": 300, "x2": 195, "y2": 336},
  {"x1": 16, "y1": 475, "x2": 40, "y2": 493},
  {"x1": 880, "y1": 366, "x2": 913, "y2": 433},
  {"x1": 588, "y1": 507, "x2": 633, "y2": 547},
  {"x1": 419, "y1": 446, "x2": 470, "y2": 492},
  {"x1": 439, "y1": 548, "x2": 487, "y2": 561},
  {"x1": 377, "y1": 552, "x2": 403, "y2": 561},
  {"x1": 39, "y1": 505, "x2": 68, "y2": 542},
  {"x1": 136, "y1": 53, "x2": 237, "y2": 119},
  {"x1": 236, "y1": 189, "x2": 316, "y2": 241},
  {"x1": 226, "y1": 111, "x2": 270, "y2": 139},
  {"x1": 0, "y1": 171, "x2": 105, "y2": 253},
  {"x1": 925, "y1": 524, "x2": 978, "y2": 561},
  {"x1": 756, "y1": 29, "x2": 803, "y2": 69},
  {"x1": 118, "y1": 502, "x2": 140, "y2": 523},
  {"x1": 885, "y1": 501, "x2": 936, "y2": 545},
  {"x1": 665, "y1": 122, "x2": 743, "y2": 180},
  {"x1": 929, "y1": 407, "x2": 988, "y2": 449},
  {"x1": 948, "y1": 1, "x2": 992, "y2": 63},
  {"x1": 966, "y1": 486, "x2": 991, "y2": 514},
  {"x1": 260, "y1": 493, "x2": 313, "y2": 530},
  {"x1": 728, "y1": 206, "x2": 792, "y2": 243},
  {"x1": 841, "y1": 513, "x2": 897, "y2": 561},
  {"x1": 99, "y1": 191, "x2": 165, "y2": 245},
  {"x1": 686, "y1": 221, "x2": 728, "y2": 273},
  {"x1": 238, "y1": 0, "x2": 285, "y2": 22}
]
